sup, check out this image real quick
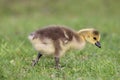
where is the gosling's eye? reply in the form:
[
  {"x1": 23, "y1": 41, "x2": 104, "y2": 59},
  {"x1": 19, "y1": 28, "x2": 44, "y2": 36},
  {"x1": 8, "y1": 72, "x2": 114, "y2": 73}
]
[{"x1": 93, "y1": 37, "x2": 97, "y2": 40}]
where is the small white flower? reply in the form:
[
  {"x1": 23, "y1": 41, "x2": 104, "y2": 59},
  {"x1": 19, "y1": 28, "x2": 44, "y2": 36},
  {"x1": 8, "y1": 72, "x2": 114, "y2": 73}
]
[{"x1": 10, "y1": 60, "x2": 15, "y2": 66}]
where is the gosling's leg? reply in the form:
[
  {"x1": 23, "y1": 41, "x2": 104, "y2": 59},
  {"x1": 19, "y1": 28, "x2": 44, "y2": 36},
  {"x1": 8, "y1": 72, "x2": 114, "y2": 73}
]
[
  {"x1": 32, "y1": 52, "x2": 42, "y2": 66},
  {"x1": 55, "y1": 57, "x2": 60, "y2": 69}
]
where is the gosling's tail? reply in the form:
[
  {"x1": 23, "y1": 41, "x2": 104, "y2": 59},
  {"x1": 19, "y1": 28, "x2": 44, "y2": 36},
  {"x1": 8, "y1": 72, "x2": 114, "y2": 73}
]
[{"x1": 28, "y1": 32, "x2": 36, "y2": 41}]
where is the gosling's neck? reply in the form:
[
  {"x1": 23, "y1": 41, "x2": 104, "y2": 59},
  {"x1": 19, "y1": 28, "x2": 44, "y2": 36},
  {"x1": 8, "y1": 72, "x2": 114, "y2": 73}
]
[{"x1": 77, "y1": 30, "x2": 89, "y2": 42}]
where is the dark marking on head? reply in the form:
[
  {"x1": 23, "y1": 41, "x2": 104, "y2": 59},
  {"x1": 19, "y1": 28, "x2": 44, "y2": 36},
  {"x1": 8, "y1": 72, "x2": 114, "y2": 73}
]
[{"x1": 93, "y1": 30, "x2": 99, "y2": 35}]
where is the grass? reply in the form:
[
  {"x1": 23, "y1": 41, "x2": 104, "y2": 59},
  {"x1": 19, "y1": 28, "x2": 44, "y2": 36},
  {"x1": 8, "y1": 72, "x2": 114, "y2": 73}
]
[{"x1": 0, "y1": 0, "x2": 120, "y2": 80}]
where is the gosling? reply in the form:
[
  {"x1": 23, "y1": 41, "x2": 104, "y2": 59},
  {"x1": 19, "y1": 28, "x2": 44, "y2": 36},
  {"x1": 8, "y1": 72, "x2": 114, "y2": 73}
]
[{"x1": 28, "y1": 25, "x2": 101, "y2": 69}]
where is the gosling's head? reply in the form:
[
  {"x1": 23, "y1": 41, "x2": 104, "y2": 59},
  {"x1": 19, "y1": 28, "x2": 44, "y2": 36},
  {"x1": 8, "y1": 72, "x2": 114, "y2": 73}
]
[{"x1": 78, "y1": 28, "x2": 101, "y2": 48}]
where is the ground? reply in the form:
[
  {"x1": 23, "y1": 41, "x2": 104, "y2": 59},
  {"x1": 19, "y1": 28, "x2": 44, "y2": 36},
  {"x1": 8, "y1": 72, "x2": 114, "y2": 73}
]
[{"x1": 0, "y1": 0, "x2": 120, "y2": 80}]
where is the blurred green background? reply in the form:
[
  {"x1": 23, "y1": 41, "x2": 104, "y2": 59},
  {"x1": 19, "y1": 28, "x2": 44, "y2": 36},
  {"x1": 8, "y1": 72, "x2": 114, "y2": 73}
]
[
  {"x1": 0, "y1": 0, "x2": 120, "y2": 16},
  {"x1": 0, "y1": 0, "x2": 120, "y2": 34},
  {"x1": 0, "y1": 0, "x2": 120, "y2": 80}
]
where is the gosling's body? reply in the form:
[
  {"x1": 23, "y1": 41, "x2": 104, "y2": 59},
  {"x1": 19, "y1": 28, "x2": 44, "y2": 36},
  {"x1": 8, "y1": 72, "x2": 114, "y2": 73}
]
[
  {"x1": 29, "y1": 26, "x2": 85, "y2": 56},
  {"x1": 28, "y1": 25, "x2": 101, "y2": 69}
]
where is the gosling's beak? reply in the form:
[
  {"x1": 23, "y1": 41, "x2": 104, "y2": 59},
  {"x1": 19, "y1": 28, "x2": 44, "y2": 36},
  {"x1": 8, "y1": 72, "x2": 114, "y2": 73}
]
[{"x1": 95, "y1": 41, "x2": 101, "y2": 48}]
